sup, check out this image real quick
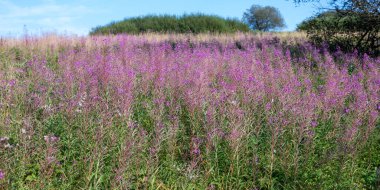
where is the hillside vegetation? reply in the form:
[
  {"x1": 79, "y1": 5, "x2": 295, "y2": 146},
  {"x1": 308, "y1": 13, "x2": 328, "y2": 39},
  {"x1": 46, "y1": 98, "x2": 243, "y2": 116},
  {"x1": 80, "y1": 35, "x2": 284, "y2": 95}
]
[{"x1": 90, "y1": 14, "x2": 250, "y2": 35}]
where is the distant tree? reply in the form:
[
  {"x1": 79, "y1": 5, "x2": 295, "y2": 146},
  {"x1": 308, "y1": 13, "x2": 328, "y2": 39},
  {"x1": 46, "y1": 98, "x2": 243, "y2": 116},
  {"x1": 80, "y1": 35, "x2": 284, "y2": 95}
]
[{"x1": 242, "y1": 5, "x2": 285, "y2": 31}]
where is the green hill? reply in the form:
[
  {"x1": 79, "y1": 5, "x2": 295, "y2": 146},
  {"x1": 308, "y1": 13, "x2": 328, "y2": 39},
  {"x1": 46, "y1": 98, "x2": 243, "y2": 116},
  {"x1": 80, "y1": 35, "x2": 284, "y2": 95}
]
[{"x1": 90, "y1": 14, "x2": 250, "y2": 35}]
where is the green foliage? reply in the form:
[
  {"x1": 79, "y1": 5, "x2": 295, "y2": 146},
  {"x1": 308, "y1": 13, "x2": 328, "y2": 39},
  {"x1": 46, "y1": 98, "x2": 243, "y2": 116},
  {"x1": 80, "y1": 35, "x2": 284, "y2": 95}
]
[
  {"x1": 243, "y1": 4, "x2": 285, "y2": 31},
  {"x1": 296, "y1": 0, "x2": 380, "y2": 56},
  {"x1": 90, "y1": 14, "x2": 250, "y2": 35}
]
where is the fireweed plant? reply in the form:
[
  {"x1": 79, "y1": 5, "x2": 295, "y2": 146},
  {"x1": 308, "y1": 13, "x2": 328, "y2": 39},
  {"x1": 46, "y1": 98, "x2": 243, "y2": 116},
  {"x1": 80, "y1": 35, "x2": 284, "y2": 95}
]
[{"x1": 0, "y1": 34, "x2": 379, "y2": 189}]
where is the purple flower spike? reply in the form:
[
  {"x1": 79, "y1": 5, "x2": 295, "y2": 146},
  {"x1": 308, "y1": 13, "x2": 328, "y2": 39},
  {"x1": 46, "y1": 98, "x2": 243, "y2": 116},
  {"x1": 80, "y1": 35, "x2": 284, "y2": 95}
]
[
  {"x1": 50, "y1": 136, "x2": 60, "y2": 143},
  {"x1": 192, "y1": 148, "x2": 200, "y2": 155},
  {"x1": 265, "y1": 102, "x2": 272, "y2": 111},
  {"x1": 0, "y1": 170, "x2": 5, "y2": 180},
  {"x1": 44, "y1": 135, "x2": 60, "y2": 143},
  {"x1": 311, "y1": 120, "x2": 318, "y2": 128},
  {"x1": 8, "y1": 79, "x2": 16, "y2": 87}
]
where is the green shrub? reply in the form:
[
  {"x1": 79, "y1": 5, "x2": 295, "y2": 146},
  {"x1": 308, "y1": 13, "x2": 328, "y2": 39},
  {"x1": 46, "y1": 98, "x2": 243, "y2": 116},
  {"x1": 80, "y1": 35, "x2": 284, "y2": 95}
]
[
  {"x1": 297, "y1": 10, "x2": 380, "y2": 56},
  {"x1": 90, "y1": 14, "x2": 250, "y2": 35}
]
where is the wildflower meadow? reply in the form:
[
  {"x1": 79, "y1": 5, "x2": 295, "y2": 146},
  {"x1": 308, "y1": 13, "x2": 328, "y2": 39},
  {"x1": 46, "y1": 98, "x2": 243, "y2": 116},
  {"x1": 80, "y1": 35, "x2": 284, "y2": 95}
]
[{"x1": 0, "y1": 33, "x2": 379, "y2": 189}]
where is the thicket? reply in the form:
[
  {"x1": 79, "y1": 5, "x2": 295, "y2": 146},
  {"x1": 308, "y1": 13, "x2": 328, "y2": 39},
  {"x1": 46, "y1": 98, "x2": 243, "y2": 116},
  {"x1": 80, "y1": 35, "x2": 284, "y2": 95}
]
[
  {"x1": 296, "y1": 0, "x2": 380, "y2": 56},
  {"x1": 90, "y1": 14, "x2": 250, "y2": 35}
]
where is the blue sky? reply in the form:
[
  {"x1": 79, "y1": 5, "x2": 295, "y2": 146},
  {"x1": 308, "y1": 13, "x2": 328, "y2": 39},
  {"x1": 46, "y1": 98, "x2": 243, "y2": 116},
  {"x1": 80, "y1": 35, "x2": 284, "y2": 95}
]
[{"x1": 0, "y1": 0, "x2": 329, "y2": 37}]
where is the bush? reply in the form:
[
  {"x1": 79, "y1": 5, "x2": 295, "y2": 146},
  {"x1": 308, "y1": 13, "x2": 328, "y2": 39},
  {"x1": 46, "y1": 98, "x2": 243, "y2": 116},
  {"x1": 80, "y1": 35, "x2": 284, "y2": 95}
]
[
  {"x1": 297, "y1": 9, "x2": 379, "y2": 56},
  {"x1": 90, "y1": 14, "x2": 250, "y2": 35}
]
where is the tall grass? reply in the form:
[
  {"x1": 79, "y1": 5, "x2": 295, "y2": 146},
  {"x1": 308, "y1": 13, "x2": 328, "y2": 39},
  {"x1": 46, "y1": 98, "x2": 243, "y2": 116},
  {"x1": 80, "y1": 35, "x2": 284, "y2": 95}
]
[{"x1": 0, "y1": 34, "x2": 379, "y2": 189}]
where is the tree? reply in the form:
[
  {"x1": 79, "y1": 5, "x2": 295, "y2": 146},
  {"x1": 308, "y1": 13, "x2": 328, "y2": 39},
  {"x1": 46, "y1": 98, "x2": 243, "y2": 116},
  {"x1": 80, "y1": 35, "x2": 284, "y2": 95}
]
[
  {"x1": 242, "y1": 5, "x2": 285, "y2": 31},
  {"x1": 295, "y1": 0, "x2": 379, "y2": 56}
]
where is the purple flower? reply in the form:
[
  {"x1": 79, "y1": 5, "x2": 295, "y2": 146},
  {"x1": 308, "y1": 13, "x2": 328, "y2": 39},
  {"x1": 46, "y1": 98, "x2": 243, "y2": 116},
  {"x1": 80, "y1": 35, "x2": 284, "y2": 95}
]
[
  {"x1": 307, "y1": 130, "x2": 315, "y2": 138},
  {"x1": 191, "y1": 137, "x2": 201, "y2": 156},
  {"x1": 344, "y1": 108, "x2": 350, "y2": 114},
  {"x1": 265, "y1": 102, "x2": 272, "y2": 111},
  {"x1": 8, "y1": 79, "x2": 16, "y2": 87},
  {"x1": 311, "y1": 120, "x2": 318, "y2": 127},
  {"x1": 192, "y1": 148, "x2": 200, "y2": 155},
  {"x1": 44, "y1": 135, "x2": 60, "y2": 143},
  {"x1": 149, "y1": 147, "x2": 157, "y2": 156},
  {"x1": 0, "y1": 137, "x2": 9, "y2": 143},
  {"x1": 0, "y1": 170, "x2": 4, "y2": 180}
]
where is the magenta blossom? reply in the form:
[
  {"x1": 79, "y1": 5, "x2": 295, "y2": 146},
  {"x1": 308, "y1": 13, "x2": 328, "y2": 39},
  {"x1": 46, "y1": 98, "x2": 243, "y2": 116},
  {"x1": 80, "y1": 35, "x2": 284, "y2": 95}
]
[
  {"x1": 311, "y1": 120, "x2": 318, "y2": 128},
  {"x1": 0, "y1": 170, "x2": 4, "y2": 180},
  {"x1": 265, "y1": 102, "x2": 272, "y2": 111},
  {"x1": 44, "y1": 135, "x2": 60, "y2": 143}
]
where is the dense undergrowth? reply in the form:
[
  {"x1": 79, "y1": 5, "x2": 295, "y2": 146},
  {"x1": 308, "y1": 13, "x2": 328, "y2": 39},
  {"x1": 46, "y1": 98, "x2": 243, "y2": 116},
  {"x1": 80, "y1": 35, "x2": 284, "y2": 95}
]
[
  {"x1": 90, "y1": 14, "x2": 250, "y2": 35},
  {"x1": 0, "y1": 34, "x2": 379, "y2": 189}
]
